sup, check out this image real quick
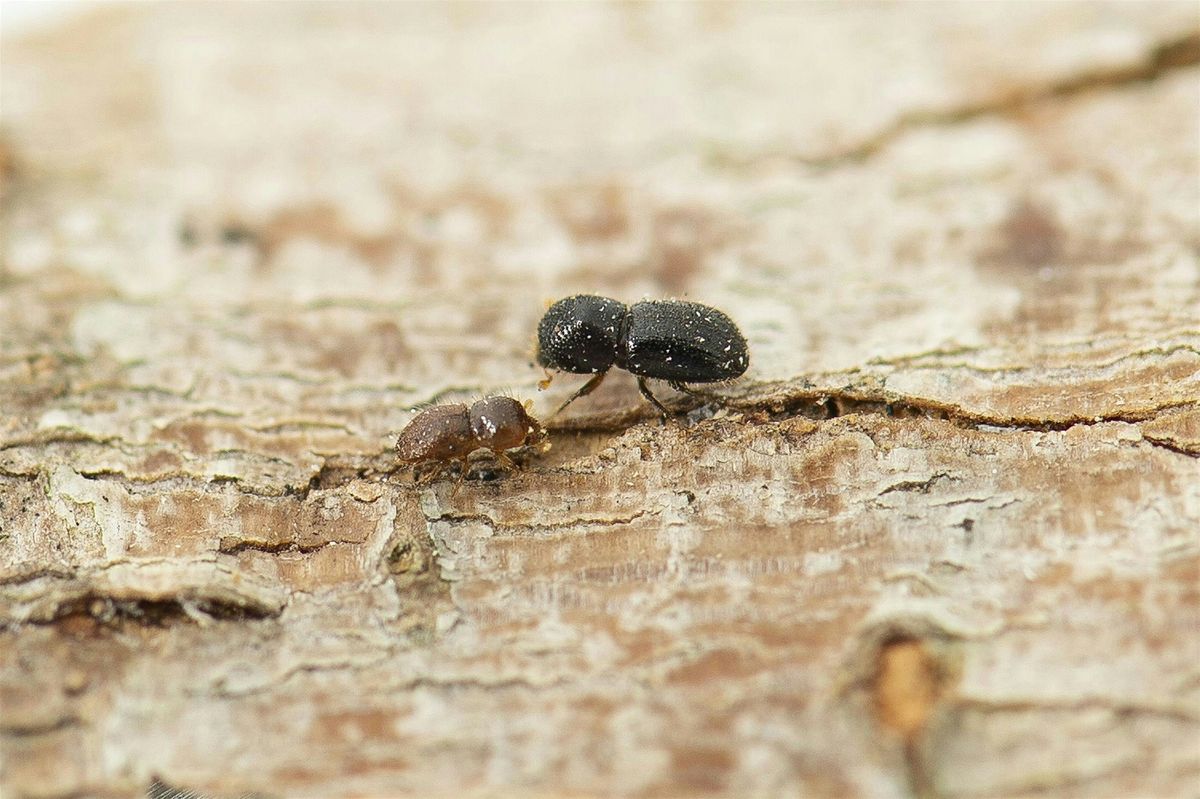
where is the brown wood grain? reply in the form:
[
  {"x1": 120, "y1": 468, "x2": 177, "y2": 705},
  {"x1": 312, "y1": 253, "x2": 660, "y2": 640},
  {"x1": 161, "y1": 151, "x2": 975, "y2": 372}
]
[{"x1": 2, "y1": 3, "x2": 1199, "y2": 797}]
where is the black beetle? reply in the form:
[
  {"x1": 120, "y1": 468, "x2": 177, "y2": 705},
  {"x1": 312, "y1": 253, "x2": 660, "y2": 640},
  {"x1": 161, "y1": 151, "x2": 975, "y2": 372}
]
[{"x1": 536, "y1": 295, "x2": 748, "y2": 417}]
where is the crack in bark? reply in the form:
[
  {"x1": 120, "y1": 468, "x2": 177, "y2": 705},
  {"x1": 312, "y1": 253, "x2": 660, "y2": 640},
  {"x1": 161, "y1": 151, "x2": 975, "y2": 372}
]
[
  {"x1": 0, "y1": 430, "x2": 121, "y2": 451},
  {"x1": 0, "y1": 566, "x2": 76, "y2": 586},
  {"x1": 427, "y1": 509, "x2": 649, "y2": 537},
  {"x1": 0, "y1": 714, "x2": 81, "y2": 738},
  {"x1": 6, "y1": 592, "x2": 282, "y2": 629},
  {"x1": 216, "y1": 538, "x2": 340, "y2": 556},
  {"x1": 547, "y1": 365, "x2": 1198, "y2": 436},
  {"x1": 555, "y1": 381, "x2": 1197, "y2": 441},
  {"x1": 878, "y1": 472, "x2": 955, "y2": 497},
  {"x1": 722, "y1": 31, "x2": 1200, "y2": 169},
  {"x1": 0, "y1": 561, "x2": 289, "y2": 628},
  {"x1": 741, "y1": 385, "x2": 1198, "y2": 433},
  {"x1": 955, "y1": 695, "x2": 1200, "y2": 724},
  {"x1": 208, "y1": 651, "x2": 397, "y2": 699},
  {"x1": 1140, "y1": 434, "x2": 1200, "y2": 458},
  {"x1": 398, "y1": 674, "x2": 573, "y2": 692}
]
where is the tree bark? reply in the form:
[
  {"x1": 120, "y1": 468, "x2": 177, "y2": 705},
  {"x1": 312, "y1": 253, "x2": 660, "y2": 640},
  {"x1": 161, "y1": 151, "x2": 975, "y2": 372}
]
[{"x1": 2, "y1": 4, "x2": 1198, "y2": 798}]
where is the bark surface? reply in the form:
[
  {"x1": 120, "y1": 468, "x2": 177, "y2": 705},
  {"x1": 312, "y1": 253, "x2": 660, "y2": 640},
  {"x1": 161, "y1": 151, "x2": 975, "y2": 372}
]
[{"x1": 2, "y1": 4, "x2": 1199, "y2": 798}]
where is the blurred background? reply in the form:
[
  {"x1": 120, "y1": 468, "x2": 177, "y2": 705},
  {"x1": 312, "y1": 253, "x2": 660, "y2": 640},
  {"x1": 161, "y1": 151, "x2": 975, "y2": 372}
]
[{"x1": 3, "y1": 2, "x2": 1197, "y2": 431}]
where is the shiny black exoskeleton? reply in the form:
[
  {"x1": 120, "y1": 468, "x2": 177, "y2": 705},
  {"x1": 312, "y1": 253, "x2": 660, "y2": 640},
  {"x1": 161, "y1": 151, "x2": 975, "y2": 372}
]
[{"x1": 536, "y1": 295, "x2": 749, "y2": 417}]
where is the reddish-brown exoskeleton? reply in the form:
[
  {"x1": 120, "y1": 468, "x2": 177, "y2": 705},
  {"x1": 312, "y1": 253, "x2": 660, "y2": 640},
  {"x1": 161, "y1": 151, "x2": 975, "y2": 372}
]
[{"x1": 395, "y1": 396, "x2": 548, "y2": 490}]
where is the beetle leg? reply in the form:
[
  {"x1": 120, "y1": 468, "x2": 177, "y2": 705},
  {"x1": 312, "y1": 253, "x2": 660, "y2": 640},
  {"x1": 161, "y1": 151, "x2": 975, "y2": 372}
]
[
  {"x1": 553, "y1": 371, "x2": 608, "y2": 416},
  {"x1": 670, "y1": 380, "x2": 728, "y2": 415},
  {"x1": 412, "y1": 462, "x2": 434, "y2": 486},
  {"x1": 668, "y1": 380, "x2": 710, "y2": 399},
  {"x1": 496, "y1": 451, "x2": 518, "y2": 472},
  {"x1": 637, "y1": 377, "x2": 671, "y2": 421},
  {"x1": 450, "y1": 458, "x2": 468, "y2": 497}
]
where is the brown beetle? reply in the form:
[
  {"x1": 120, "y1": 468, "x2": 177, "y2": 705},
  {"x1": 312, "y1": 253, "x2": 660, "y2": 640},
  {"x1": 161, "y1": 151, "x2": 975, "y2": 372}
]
[{"x1": 395, "y1": 396, "x2": 548, "y2": 488}]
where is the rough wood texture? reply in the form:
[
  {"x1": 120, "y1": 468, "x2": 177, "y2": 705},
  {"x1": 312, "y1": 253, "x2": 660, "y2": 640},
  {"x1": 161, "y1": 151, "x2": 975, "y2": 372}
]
[{"x1": 2, "y1": 4, "x2": 1199, "y2": 798}]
